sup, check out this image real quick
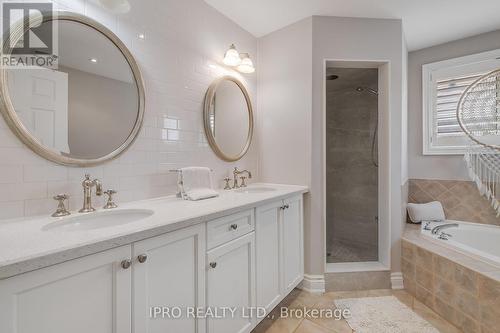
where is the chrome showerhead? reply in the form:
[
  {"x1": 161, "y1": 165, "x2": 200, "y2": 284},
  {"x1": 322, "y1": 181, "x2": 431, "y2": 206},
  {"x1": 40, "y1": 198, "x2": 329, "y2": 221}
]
[{"x1": 356, "y1": 86, "x2": 378, "y2": 95}]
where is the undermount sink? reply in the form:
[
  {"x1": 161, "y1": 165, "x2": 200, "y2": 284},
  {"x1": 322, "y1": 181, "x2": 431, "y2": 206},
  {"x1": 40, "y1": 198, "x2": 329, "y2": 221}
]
[
  {"x1": 235, "y1": 186, "x2": 277, "y2": 194},
  {"x1": 42, "y1": 209, "x2": 154, "y2": 232}
]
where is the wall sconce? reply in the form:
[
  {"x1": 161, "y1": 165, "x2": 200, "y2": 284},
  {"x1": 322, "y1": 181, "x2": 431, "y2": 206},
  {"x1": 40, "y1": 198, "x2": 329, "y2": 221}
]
[
  {"x1": 237, "y1": 53, "x2": 255, "y2": 73},
  {"x1": 223, "y1": 44, "x2": 241, "y2": 67},
  {"x1": 223, "y1": 44, "x2": 255, "y2": 73},
  {"x1": 98, "y1": 0, "x2": 131, "y2": 13}
]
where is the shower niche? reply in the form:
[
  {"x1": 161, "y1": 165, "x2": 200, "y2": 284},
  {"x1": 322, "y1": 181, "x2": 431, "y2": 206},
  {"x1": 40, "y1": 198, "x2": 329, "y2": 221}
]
[{"x1": 325, "y1": 67, "x2": 379, "y2": 264}]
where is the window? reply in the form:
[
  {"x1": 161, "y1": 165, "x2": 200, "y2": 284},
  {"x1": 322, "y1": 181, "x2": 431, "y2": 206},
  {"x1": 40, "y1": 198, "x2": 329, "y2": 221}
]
[{"x1": 422, "y1": 49, "x2": 500, "y2": 155}]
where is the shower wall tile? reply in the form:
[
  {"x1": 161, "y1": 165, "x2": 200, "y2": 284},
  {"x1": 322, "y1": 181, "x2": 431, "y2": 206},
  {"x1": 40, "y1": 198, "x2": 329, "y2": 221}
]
[
  {"x1": 326, "y1": 68, "x2": 379, "y2": 263},
  {"x1": 408, "y1": 179, "x2": 499, "y2": 225}
]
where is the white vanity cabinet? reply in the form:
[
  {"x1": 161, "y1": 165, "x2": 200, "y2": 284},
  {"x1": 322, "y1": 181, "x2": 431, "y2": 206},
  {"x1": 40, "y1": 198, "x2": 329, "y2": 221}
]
[
  {"x1": 0, "y1": 224, "x2": 206, "y2": 333},
  {"x1": 255, "y1": 200, "x2": 282, "y2": 312},
  {"x1": 206, "y1": 232, "x2": 255, "y2": 333},
  {"x1": 0, "y1": 245, "x2": 132, "y2": 333},
  {"x1": 0, "y1": 192, "x2": 305, "y2": 333},
  {"x1": 132, "y1": 224, "x2": 206, "y2": 333},
  {"x1": 255, "y1": 195, "x2": 304, "y2": 313},
  {"x1": 282, "y1": 195, "x2": 304, "y2": 293}
]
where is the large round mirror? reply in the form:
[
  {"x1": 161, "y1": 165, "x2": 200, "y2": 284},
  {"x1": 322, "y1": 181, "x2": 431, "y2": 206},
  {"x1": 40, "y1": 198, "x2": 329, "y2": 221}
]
[
  {"x1": 203, "y1": 76, "x2": 253, "y2": 161},
  {"x1": 0, "y1": 12, "x2": 145, "y2": 166}
]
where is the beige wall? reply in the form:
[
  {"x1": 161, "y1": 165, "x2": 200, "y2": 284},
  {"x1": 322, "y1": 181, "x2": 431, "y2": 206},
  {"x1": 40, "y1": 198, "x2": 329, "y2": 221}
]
[
  {"x1": 311, "y1": 16, "x2": 407, "y2": 274},
  {"x1": 257, "y1": 18, "x2": 312, "y2": 186},
  {"x1": 258, "y1": 16, "x2": 408, "y2": 277},
  {"x1": 408, "y1": 29, "x2": 500, "y2": 181},
  {"x1": 257, "y1": 17, "x2": 313, "y2": 275}
]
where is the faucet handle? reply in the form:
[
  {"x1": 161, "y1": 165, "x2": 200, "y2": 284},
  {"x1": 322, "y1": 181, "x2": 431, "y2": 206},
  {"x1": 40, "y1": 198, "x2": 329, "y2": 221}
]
[
  {"x1": 52, "y1": 194, "x2": 71, "y2": 217},
  {"x1": 240, "y1": 176, "x2": 247, "y2": 187},
  {"x1": 223, "y1": 177, "x2": 231, "y2": 190},
  {"x1": 103, "y1": 189, "x2": 118, "y2": 209}
]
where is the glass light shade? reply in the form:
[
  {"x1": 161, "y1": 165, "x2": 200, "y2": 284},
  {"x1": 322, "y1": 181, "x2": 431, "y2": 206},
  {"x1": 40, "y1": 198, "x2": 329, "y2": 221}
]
[
  {"x1": 223, "y1": 44, "x2": 241, "y2": 66},
  {"x1": 98, "y1": 0, "x2": 131, "y2": 13},
  {"x1": 237, "y1": 53, "x2": 255, "y2": 73}
]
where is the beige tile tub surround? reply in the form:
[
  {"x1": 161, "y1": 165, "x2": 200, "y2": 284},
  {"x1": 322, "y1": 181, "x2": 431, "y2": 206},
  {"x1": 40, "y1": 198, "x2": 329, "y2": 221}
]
[
  {"x1": 408, "y1": 179, "x2": 499, "y2": 226},
  {"x1": 402, "y1": 225, "x2": 500, "y2": 333}
]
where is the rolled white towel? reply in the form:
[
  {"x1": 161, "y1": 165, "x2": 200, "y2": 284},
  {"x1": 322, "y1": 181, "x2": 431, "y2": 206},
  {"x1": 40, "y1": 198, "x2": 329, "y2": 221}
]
[
  {"x1": 185, "y1": 188, "x2": 219, "y2": 201},
  {"x1": 407, "y1": 201, "x2": 446, "y2": 223}
]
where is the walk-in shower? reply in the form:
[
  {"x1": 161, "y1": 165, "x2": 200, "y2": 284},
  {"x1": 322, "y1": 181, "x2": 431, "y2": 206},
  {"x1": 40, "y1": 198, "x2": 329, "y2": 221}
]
[{"x1": 325, "y1": 67, "x2": 379, "y2": 264}]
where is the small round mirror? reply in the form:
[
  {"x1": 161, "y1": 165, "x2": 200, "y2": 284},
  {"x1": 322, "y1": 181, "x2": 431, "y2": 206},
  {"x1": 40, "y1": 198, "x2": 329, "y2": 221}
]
[
  {"x1": 0, "y1": 12, "x2": 145, "y2": 166},
  {"x1": 203, "y1": 76, "x2": 253, "y2": 161}
]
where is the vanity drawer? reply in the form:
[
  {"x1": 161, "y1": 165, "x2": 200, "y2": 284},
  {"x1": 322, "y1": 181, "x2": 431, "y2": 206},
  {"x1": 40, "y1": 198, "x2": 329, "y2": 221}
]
[{"x1": 207, "y1": 209, "x2": 255, "y2": 249}]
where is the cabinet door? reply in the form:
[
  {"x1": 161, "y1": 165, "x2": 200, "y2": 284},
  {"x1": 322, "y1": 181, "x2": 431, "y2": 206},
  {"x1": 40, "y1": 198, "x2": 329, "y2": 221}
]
[
  {"x1": 133, "y1": 224, "x2": 206, "y2": 333},
  {"x1": 255, "y1": 201, "x2": 282, "y2": 313},
  {"x1": 206, "y1": 233, "x2": 255, "y2": 333},
  {"x1": 282, "y1": 195, "x2": 304, "y2": 293},
  {"x1": 0, "y1": 245, "x2": 132, "y2": 333}
]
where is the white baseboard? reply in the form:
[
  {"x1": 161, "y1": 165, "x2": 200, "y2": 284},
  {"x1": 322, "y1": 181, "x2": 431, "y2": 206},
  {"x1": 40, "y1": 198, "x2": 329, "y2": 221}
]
[
  {"x1": 391, "y1": 272, "x2": 404, "y2": 290},
  {"x1": 298, "y1": 274, "x2": 325, "y2": 293}
]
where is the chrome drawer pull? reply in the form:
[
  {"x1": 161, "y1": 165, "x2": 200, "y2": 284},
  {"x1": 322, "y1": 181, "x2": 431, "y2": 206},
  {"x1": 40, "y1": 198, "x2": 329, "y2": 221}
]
[
  {"x1": 121, "y1": 259, "x2": 131, "y2": 269},
  {"x1": 138, "y1": 254, "x2": 148, "y2": 263}
]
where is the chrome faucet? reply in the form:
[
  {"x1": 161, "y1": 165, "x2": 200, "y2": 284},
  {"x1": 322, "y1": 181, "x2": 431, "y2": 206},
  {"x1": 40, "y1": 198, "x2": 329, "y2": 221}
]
[
  {"x1": 79, "y1": 174, "x2": 103, "y2": 213},
  {"x1": 431, "y1": 223, "x2": 458, "y2": 235},
  {"x1": 232, "y1": 167, "x2": 252, "y2": 189}
]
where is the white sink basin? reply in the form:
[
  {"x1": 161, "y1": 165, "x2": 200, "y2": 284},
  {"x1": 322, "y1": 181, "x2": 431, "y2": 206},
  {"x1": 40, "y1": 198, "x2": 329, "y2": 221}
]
[
  {"x1": 43, "y1": 209, "x2": 154, "y2": 231},
  {"x1": 236, "y1": 186, "x2": 277, "y2": 194}
]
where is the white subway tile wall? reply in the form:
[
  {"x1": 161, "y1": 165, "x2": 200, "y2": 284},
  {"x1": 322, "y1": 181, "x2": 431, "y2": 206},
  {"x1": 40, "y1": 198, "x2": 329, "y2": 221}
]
[{"x1": 0, "y1": 0, "x2": 258, "y2": 220}]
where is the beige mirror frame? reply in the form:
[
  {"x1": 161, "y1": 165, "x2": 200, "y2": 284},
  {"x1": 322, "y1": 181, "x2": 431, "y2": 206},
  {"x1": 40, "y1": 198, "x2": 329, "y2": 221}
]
[
  {"x1": 0, "y1": 11, "x2": 145, "y2": 167},
  {"x1": 203, "y1": 76, "x2": 254, "y2": 162}
]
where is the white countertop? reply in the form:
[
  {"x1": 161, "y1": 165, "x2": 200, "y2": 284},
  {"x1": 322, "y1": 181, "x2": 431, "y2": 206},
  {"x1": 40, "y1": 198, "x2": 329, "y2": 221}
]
[{"x1": 0, "y1": 183, "x2": 307, "y2": 279}]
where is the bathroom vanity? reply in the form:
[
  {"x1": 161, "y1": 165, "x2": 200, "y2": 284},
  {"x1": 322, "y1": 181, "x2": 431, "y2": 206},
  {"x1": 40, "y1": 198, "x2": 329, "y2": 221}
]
[
  {"x1": 0, "y1": 10, "x2": 303, "y2": 333},
  {"x1": 0, "y1": 184, "x2": 306, "y2": 333}
]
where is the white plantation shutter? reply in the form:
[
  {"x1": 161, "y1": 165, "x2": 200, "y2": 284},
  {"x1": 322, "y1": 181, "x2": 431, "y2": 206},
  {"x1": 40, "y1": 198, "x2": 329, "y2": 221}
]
[
  {"x1": 423, "y1": 49, "x2": 500, "y2": 155},
  {"x1": 435, "y1": 73, "x2": 484, "y2": 136}
]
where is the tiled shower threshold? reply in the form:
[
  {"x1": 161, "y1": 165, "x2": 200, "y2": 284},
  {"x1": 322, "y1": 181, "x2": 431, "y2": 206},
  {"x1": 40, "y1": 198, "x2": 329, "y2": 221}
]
[{"x1": 326, "y1": 261, "x2": 389, "y2": 273}]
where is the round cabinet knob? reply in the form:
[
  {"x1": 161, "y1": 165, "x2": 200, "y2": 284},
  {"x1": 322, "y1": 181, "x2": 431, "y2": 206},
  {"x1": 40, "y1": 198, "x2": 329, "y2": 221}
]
[
  {"x1": 121, "y1": 259, "x2": 132, "y2": 269},
  {"x1": 230, "y1": 224, "x2": 238, "y2": 230},
  {"x1": 137, "y1": 254, "x2": 148, "y2": 263},
  {"x1": 209, "y1": 262, "x2": 217, "y2": 269},
  {"x1": 284, "y1": 204, "x2": 290, "y2": 209}
]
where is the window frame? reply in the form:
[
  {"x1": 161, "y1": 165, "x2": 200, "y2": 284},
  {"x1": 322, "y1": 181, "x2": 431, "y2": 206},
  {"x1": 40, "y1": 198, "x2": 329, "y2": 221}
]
[{"x1": 422, "y1": 49, "x2": 500, "y2": 155}]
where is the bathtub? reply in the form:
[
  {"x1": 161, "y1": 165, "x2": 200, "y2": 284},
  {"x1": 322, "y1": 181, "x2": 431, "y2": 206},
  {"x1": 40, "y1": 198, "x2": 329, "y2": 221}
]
[{"x1": 421, "y1": 220, "x2": 500, "y2": 267}]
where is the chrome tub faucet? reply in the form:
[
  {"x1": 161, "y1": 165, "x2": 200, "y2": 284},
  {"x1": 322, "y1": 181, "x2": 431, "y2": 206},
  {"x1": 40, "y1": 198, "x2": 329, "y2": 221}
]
[{"x1": 431, "y1": 223, "x2": 458, "y2": 235}]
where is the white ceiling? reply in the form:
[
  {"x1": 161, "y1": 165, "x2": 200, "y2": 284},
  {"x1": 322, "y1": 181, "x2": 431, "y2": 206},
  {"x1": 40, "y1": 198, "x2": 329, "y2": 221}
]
[
  {"x1": 57, "y1": 20, "x2": 133, "y2": 83},
  {"x1": 204, "y1": 0, "x2": 500, "y2": 51}
]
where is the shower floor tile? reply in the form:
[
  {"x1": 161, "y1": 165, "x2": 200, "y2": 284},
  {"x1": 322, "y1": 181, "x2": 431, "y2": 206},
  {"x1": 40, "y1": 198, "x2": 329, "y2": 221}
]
[{"x1": 326, "y1": 240, "x2": 378, "y2": 263}]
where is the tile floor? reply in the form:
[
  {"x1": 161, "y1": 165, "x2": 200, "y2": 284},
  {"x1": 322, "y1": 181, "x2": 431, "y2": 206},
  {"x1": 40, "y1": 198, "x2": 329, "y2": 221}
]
[{"x1": 251, "y1": 289, "x2": 462, "y2": 333}]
